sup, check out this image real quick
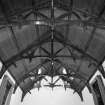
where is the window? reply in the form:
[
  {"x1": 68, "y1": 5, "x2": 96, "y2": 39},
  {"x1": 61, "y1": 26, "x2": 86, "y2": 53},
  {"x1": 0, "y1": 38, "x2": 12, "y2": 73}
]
[{"x1": 2, "y1": 81, "x2": 12, "y2": 105}]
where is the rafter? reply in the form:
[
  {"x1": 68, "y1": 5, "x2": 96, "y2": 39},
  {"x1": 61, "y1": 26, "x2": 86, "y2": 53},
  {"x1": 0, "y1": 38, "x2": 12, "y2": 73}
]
[
  {"x1": 75, "y1": 2, "x2": 105, "y2": 80},
  {"x1": 5, "y1": 29, "x2": 51, "y2": 65},
  {"x1": 0, "y1": 0, "x2": 105, "y2": 100},
  {"x1": 54, "y1": 31, "x2": 98, "y2": 63}
]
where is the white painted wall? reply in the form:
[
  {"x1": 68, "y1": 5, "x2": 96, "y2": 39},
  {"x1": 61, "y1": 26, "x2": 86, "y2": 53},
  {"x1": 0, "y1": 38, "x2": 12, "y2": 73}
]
[
  {"x1": 9, "y1": 72, "x2": 96, "y2": 105},
  {"x1": 2, "y1": 62, "x2": 105, "y2": 105},
  {"x1": 10, "y1": 86, "x2": 94, "y2": 105}
]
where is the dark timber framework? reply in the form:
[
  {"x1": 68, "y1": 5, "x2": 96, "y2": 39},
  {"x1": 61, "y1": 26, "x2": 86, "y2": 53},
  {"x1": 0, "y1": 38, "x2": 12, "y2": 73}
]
[{"x1": 0, "y1": 0, "x2": 105, "y2": 102}]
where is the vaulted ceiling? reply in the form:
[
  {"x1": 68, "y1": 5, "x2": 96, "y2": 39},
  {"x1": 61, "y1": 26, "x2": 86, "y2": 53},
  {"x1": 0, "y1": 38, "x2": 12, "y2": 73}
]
[{"x1": 0, "y1": 0, "x2": 105, "y2": 102}]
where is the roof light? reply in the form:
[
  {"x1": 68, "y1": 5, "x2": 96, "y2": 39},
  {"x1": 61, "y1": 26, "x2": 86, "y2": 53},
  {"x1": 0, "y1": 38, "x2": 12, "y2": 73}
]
[
  {"x1": 70, "y1": 77, "x2": 74, "y2": 80},
  {"x1": 62, "y1": 68, "x2": 67, "y2": 74},
  {"x1": 30, "y1": 76, "x2": 35, "y2": 80},
  {"x1": 38, "y1": 68, "x2": 42, "y2": 74}
]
